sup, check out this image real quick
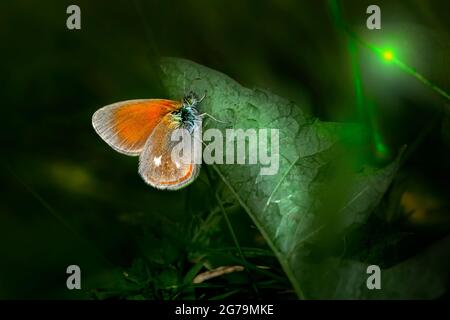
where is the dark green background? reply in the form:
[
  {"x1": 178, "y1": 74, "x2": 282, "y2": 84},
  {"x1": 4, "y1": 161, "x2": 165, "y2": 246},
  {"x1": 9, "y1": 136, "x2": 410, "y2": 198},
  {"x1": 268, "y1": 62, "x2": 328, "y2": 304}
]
[{"x1": 1, "y1": 0, "x2": 450, "y2": 299}]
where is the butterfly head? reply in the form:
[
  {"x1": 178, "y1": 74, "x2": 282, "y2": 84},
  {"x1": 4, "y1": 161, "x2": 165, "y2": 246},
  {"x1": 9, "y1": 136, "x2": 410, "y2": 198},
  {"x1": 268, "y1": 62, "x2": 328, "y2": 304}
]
[
  {"x1": 171, "y1": 91, "x2": 204, "y2": 132},
  {"x1": 182, "y1": 91, "x2": 204, "y2": 107}
]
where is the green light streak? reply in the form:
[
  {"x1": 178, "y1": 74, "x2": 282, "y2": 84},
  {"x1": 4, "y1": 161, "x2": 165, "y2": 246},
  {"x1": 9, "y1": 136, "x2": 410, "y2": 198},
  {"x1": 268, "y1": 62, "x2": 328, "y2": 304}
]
[
  {"x1": 348, "y1": 39, "x2": 365, "y2": 120},
  {"x1": 395, "y1": 59, "x2": 450, "y2": 101},
  {"x1": 349, "y1": 42, "x2": 390, "y2": 159},
  {"x1": 382, "y1": 50, "x2": 394, "y2": 62},
  {"x1": 329, "y1": 0, "x2": 390, "y2": 160},
  {"x1": 367, "y1": 100, "x2": 390, "y2": 159},
  {"x1": 328, "y1": 0, "x2": 344, "y2": 28},
  {"x1": 347, "y1": 31, "x2": 450, "y2": 102}
]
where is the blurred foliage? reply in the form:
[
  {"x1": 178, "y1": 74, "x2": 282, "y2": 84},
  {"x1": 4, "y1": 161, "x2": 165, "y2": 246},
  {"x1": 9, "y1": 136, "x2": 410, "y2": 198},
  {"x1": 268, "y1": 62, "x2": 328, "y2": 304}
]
[{"x1": 1, "y1": 0, "x2": 450, "y2": 299}]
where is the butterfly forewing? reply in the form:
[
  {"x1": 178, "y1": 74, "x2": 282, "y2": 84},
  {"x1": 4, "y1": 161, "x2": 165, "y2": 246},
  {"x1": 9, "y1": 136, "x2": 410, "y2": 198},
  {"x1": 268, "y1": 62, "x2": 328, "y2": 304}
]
[{"x1": 92, "y1": 99, "x2": 181, "y2": 155}]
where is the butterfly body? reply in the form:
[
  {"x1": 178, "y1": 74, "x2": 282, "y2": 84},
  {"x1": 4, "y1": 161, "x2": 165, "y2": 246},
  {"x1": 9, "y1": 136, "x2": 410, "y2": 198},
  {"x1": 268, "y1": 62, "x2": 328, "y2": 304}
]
[
  {"x1": 170, "y1": 93, "x2": 202, "y2": 132},
  {"x1": 92, "y1": 91, "x2": 203, "y2": 190}
]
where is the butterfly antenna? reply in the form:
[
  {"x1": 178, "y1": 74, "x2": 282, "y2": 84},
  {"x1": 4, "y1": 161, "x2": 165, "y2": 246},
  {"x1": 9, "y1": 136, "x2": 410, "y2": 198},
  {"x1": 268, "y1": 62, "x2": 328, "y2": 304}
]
[
  {"x1": 199, "y1": 112, "x2": 229, "y2": 124},
  {"x1": 199, "y1": 90, "x2": 207, "y2": 102}
]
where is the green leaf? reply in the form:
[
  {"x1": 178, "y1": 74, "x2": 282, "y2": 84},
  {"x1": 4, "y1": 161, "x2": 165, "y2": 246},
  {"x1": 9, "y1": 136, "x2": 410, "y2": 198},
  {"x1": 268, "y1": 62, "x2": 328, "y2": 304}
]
[{"x1": 159, "y1": 58, "x2": 438, "y2": 299}]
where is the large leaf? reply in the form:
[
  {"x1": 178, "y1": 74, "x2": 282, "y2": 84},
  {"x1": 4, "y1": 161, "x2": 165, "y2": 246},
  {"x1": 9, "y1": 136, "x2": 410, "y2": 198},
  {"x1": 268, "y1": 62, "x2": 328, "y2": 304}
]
[{"x1": 159, "y1": 58, "x2": 447, "y2": 299}]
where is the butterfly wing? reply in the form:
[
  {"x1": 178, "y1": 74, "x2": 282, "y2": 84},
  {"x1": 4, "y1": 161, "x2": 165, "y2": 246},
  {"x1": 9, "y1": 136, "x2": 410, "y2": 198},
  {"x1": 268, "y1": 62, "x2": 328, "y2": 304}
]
[
  {"x1": 92, "y1": 99, "x2": 181, "y2": 156},
  {"x1": 138, "y1": 115, "x2": 201, "y2": 190}
]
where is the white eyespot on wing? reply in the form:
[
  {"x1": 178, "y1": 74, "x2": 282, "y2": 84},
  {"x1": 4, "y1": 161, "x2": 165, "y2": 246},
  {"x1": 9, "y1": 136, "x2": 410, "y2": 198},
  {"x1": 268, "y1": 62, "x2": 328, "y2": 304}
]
[{"x1": 153, "y1": 155, "x2": 162, "y2": 166}]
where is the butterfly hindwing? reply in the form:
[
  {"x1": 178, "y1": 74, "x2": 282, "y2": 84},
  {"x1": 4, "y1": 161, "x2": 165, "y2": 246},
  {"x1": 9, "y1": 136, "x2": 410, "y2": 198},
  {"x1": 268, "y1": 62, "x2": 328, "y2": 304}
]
[{"x1": 138, "y1": 115, "x2": 201, "y2": 190}]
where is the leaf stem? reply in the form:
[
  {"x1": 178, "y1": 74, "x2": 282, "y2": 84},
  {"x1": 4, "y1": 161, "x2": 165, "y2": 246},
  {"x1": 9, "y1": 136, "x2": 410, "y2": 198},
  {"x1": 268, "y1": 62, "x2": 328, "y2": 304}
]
[
  {"x1": 211, "y1": 165, "x2": 306, "y2": 299},
  {"x1": 204, "y1": 166, "x2": 260, "y2": 297},
  {"x1": 215, "y1": 191, "x2": 260, "y2": 297}
]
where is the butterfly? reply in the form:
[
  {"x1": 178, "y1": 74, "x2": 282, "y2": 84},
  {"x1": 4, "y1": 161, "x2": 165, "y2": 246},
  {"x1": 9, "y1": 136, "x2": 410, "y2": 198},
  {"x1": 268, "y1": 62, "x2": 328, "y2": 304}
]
[{"x1": 92, "y1": 91, "x2": 204, "y2": 190}]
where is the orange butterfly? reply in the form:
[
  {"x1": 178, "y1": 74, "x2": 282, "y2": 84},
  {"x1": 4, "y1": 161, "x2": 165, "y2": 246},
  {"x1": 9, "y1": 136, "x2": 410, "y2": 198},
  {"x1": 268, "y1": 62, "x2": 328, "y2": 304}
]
[{"x1": 92, "y1": 92, "x2": 203, "y2": 190}]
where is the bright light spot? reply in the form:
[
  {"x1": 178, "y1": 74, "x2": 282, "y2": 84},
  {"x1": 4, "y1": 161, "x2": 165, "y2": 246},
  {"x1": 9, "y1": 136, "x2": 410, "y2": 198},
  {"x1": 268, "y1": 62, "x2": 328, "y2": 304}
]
[
  {"x1": 154, "y1": 156, "x2": 162, "y2": 166},
  {"x1": 382, "y1": 50, "x2": 394, "y2": 62}
]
